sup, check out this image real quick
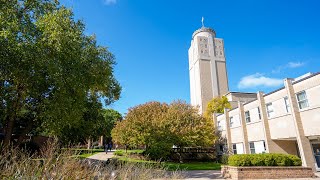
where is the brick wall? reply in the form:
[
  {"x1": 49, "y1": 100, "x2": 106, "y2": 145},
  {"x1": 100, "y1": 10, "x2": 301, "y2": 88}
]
[{"x1": 221, "y1": 165, "x2": 315, "y2": 179}]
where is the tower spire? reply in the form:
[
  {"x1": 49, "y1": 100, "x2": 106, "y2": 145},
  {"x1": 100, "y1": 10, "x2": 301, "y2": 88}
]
[{"x1": 201, "y1": 17, "x2": 204, "y2": 27}]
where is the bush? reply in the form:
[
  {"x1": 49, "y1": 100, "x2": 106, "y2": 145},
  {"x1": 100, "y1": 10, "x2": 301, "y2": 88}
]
[
  {"x1": 228, "y1": 154, "x2": 251, "y2": 166},
  {"x1": 220, "y1": 154, "x2": 229, "y2": 165},
  {"x1": 287, "y1": 154, "x2": 302, "y2": 166},
  {"x1": 144, "y1": 142, "x2": 172, "y2": 160},
  {"x1": 228, "y1": 153, "x2": 301, "y2": 167},
  {"x1": 114, "y1": 150, "x2": 124, "y2": 156}
]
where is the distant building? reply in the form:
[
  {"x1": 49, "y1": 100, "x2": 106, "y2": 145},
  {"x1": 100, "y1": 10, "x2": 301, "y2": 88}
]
[{"x1": 189, "y1": 24, "x2": 320, "y2": 171}]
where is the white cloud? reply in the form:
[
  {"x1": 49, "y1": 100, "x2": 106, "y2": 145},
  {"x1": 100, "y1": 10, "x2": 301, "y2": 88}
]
[
  {"x1": 287, "y1": 61, "x2": 305, "y2": 68},
  {"x1": 238, "y1": 73, "x2": 283, "y2": 89},
  {"x1": 272, "y1": 61, "x2": 305, "y2": 73},
  {"x1": 104, "y1": 0, "x2": 116, "y2": 5}
]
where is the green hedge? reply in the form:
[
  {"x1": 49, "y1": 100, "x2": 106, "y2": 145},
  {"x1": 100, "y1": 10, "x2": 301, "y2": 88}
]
[{"x1": 228, "y1": 153, "x2": 302, "y2": 166}]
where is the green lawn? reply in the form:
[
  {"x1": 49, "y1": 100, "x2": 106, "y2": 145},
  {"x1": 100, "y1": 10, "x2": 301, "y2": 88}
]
[
  {"x1": 115, "y1": 157, "x2": 221, "y2": 171},
  {"x1": 164, "y1": 162, "x2": 221, "y2": 171}
]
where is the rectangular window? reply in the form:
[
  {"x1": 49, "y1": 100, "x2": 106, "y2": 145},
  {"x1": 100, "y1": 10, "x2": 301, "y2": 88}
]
[
  {"x1": 263, "y1": 141, "x2": 266, "y2": 151},
  {"x1": 249, "y1": 142, "x2": 255, "y2": 154},
  {"x1": 284, "y1": 96, "x2": 291, "y2": 113},
  {"x1": 257, "y1": 107, "x2": 261, "y2": 120},
  {"x1": 296, "y1": 91, "x2": 309, "y2": 109},
  {"x1": 217, "y1": 121, "x2": 221, "y2": 130},
  {"x1": 233, "y1": 144, "x2": 237, "y2": 154},
  {"x1": 266, "y1": 103, "x2": 274, "y2": 118},
  {"x1": 229, "y1": 116, "x2": 234, "y2": 127},
  {"x1": 245, "y1": 111, "x2": 251, "y2": 123}
]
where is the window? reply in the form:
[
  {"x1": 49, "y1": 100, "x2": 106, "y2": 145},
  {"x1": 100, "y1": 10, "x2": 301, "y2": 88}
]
[
  {"x1": 263, "y1": 141, "x2": 266, "y2": 151},
  {"x1": 296, "y1": 91, "x2": 309, "y2": 109},
  {"x1": 217, "y1": 121, "x2": 221, "y2": 130},
  {"x1": 233, "y1": 144, "x2": 237, "y2": 154},
  {"x1": 257, "y1": 107, "x2": 261, "y2": 120},
  {"x1": 229, "y1": 116, "x2": 234, "y2": 127},
  {"x1": 266, "y1": 103, "x2": 274, "y2": 118},
  {"x1": 284, "y1": 96, "x2": 291, "y2": 113},
  {"x1": 249, "y1": 142, "x2": 255, "y2": 154},
  {"x1": 245, "y1": 111, "x2": 251, "y2": 123}
]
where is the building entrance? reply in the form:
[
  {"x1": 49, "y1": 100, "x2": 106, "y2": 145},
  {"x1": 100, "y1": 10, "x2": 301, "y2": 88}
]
[{"x1": 312, "y1": 143, "x2": 320, "y2": 171}]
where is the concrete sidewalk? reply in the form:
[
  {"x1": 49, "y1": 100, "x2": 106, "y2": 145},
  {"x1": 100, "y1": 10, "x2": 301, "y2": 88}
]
[{"x1": 87, "y1": 151, "x2": 114, "y2": 161}]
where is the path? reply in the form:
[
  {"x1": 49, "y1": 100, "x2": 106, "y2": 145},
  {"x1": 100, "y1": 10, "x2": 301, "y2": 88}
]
[
  {"x1": 87, "y1": 150, "x2": 114, "y2": 161},
  {"x1": 180, "y1": 170, "x2": 223, "y2": 180}
]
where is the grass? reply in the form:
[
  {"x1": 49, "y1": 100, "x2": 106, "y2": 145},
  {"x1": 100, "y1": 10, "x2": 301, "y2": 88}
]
[
  {"x1": 164, "y1": 162, "x2": 221, "y2": 171},
  {"x1": 115, "y1": 157, "x2": 221, "y2": 171},
  {"x1": 0, "y1": 141, "x2": 182, "y2": 179}
]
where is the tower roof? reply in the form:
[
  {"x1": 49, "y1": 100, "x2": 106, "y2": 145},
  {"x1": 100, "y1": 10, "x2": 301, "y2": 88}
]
[{"x1": 192, "y1": 26, "x2": 216, "y2": 39}]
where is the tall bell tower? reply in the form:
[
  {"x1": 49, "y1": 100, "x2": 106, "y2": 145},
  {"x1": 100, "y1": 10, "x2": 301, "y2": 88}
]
[{"x1": 189, "y1": 20, "x2": 229, "y2": 113}]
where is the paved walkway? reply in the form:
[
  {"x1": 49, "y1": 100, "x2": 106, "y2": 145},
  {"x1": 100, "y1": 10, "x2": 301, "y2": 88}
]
[
  {"x1": 180, "y1": 170, "x2": 223, "y2": 180},
  {"x1": 87, "y1": 151, "x2": 114, "y2": 161}
]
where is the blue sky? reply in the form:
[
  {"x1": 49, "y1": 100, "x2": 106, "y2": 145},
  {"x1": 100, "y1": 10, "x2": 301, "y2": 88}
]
[{"x1": 61, "y1": 0, "x2": 320, "y2": 114}]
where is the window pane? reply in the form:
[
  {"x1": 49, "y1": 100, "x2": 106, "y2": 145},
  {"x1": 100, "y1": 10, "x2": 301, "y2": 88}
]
[
  {"x1": 250, "y1": 149, "x2": 256, "y2": 154},
  {"x1": 299, "y1": 100, "x2": 309, "y2": 109},
  {"x1": 297, "y1": 91, "x2": 306, "y2": 101}
]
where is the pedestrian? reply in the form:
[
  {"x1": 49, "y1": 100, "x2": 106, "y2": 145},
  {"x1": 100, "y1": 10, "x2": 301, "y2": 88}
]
[
  {"x1": 104, "y1": 144, "x2": 108, "y2": 154},
  {"x1": 108, "y1": 142, "x2": 113, "y2": 151}
]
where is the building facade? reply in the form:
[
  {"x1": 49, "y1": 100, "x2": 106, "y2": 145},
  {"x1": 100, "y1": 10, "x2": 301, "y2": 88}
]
[
  {"x1": 215, "y1": 73, "x2": 320, "y2": 171},
  {"x1": 189, "y1": 26, "x2": 229, "y2": 113}
]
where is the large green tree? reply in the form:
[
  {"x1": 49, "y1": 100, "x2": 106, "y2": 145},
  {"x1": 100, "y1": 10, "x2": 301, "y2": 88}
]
[{"x1": 0, "y1": 0, "x2": 121, "y2": 146}]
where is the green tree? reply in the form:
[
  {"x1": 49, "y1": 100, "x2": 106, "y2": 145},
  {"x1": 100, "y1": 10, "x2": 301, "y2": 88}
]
[
  {"x1": 0, "y1": 0, "x2": 121, "y2": 146},
  {"x1": 101, "y1": 109, "x2": 122, "y2": 139},
  {"x1": 111, "y1": 101, "x2": 216, "y2": 159},
  {"x1": 205, "y1": 96, "x2": 231, "y2": 119}
]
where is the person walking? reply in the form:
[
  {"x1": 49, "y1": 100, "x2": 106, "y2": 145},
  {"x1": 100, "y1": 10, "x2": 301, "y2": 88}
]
[{"x1": 104, "y1": 144, "x2": 108, "y2": 154}]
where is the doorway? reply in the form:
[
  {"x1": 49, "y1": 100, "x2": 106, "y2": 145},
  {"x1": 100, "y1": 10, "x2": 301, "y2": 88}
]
[{"x1": 312, "y1": 143, "x2": 320, "y2": 171}]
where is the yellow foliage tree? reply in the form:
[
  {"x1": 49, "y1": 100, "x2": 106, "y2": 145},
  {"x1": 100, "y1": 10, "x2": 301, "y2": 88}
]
[{"x1": 205, "y1": 96, "x2": 232, "y2": 119}]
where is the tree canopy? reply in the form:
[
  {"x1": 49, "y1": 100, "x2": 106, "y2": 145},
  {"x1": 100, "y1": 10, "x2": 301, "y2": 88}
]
[
  {"x1": 205, "y1": 96, "x2": 231, "y2": 119},
  {"x1": 111, "y1": 101, "x2": 216, "y2": 159},
  {"x1": 0, "y1": 0, "x2": 121, "y2": 146}
]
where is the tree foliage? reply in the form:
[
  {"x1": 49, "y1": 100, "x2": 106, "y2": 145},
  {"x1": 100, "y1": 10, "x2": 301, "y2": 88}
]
[
  {"x1": 111, "y1": 101, "x2": 216, "y2": 159},
  {"x1": 0, "y1": 0, "x2": 121, "y2": 145},
  {"x1": 205, "y1": 96, "x2": 231, "y2": 118}
]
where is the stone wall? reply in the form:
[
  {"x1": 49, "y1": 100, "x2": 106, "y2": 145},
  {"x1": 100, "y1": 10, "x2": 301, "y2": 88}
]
[{"x1": 221, "y1": 165, "x2": 315, "y2": 179}]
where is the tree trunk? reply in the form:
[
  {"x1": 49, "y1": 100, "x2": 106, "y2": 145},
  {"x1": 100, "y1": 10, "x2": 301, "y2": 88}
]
[
  {"x1": 87, "y1": 138, "x2": 91, "y2": 149},
  {"x1": 3, "y1": 116, "x2": 15, "y2": 146},
  {"x1": 3, "y1": 84, "x2": 24, "y2": 146},
  {"x1": 99, "y1": 136, "x2": 104, "y2": 147}
]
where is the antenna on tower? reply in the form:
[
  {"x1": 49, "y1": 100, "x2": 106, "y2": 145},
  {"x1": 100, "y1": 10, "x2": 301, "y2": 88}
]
[{"x1": 201, "y1": 17, "x2": 204, "y2": 27}]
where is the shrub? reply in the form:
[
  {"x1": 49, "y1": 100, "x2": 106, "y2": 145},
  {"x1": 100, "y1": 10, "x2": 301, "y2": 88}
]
[
  {"x1": 287, "y1": 154, "x2": 302, "y2": 166},
  {"x1": 274, "y1": 154, "x2": 291, "y2": 166},
  {"x1": 228, "y1": 153, "x2": 301, "y2": 167},
  {"x1": 220, "y1": 154, "x2": 229, "y2": 165},
  {"x1": 262, "y1": 153, "x2": 274, "y2": 166},
  {"x1": 228, "y1": 154, "x2": 251, "y2": 166},
  {"x1": 114, "y1": 150, "x2": 124, "y2": 156},
  {"x1": 144, "y1": 142, "x2": 172, "y2": 160},
  {"x1": 250, "y1": 154, "x2": 265, "y2": 166}
]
